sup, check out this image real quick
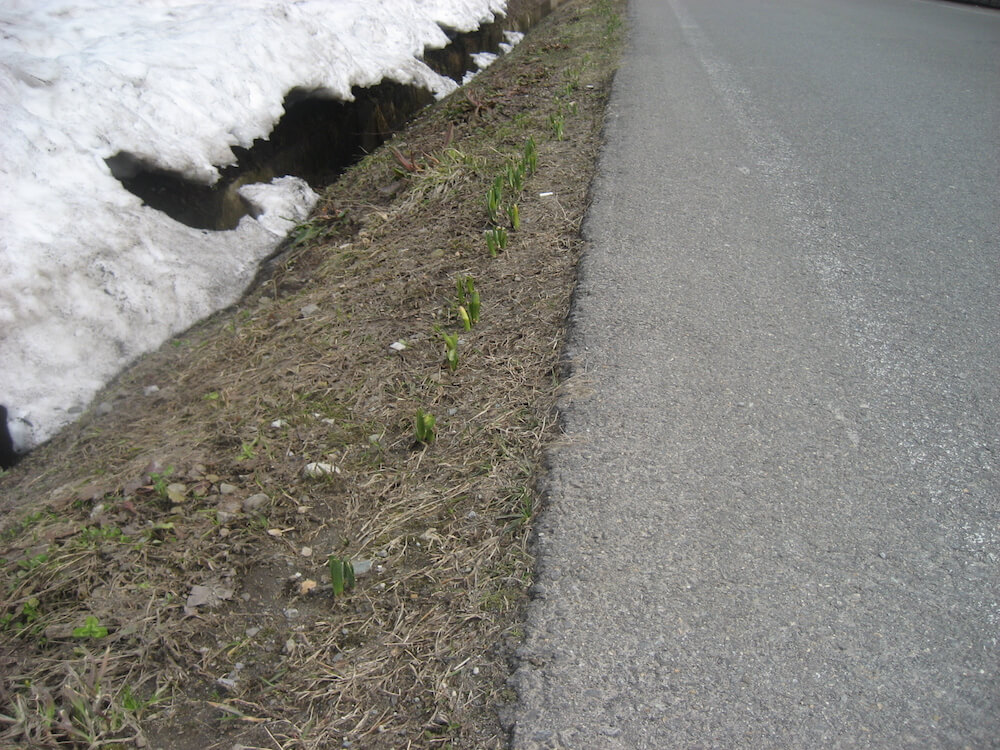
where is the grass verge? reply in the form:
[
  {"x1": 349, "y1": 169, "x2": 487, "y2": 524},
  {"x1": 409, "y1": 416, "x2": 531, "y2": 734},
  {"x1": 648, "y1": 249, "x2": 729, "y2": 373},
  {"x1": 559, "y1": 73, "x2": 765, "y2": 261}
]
[{"x1": 0, "y1": 1, "x2": 624, "y2": 747}]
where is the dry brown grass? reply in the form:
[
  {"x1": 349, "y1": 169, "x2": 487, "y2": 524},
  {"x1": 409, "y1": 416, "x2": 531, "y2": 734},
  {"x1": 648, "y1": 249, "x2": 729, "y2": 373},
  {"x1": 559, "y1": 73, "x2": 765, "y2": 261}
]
[{"x1": 0, "y1": 1, "x2": 623, "y2": 747}]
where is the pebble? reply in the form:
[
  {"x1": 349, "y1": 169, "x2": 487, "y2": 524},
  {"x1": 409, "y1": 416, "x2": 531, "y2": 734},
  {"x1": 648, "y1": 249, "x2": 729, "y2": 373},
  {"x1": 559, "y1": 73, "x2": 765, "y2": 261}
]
[
  {"x1": 353, "y1": 560, "x2": 373, "y2": 577},
  {"x1": 219, "y1": 483, "x2": 238, "y2": 495},
  {"x1": 242, "y1": 493, "x2": 269, "y2": 512},
  {"x1": 143, "y1": 385, "x2": 160, "y2": 396},
  {"x1": 304, "y1": 462, "x2": 339, "y2": 477},
  {"x1": 299, "y1": 303, "x2": 320, "y2": 317}
]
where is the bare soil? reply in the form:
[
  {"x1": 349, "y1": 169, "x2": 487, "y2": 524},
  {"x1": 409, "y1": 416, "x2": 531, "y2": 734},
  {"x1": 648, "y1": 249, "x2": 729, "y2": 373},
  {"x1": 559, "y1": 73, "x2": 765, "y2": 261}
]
[{"x1": 0, "y1": 1, "x2": 623, "y2": 747}]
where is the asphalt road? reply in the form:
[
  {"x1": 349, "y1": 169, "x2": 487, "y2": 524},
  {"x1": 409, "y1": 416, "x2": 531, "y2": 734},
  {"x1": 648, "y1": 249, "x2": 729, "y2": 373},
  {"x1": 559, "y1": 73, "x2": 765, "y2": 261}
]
[{"x1": 512, "y1": 0, "x2": 1000, "y2": 746}]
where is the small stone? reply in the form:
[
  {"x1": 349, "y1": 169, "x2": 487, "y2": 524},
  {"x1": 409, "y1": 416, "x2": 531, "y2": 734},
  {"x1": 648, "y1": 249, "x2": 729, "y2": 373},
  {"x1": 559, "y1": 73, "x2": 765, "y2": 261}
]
[
  {"x1": 390, "y1": 341, "x2": 407, "y2": 351},
  {"x1": 299, "y1": 579, "x2": 318, "y2": 595},
  {"x1": 166, "y1": 483, "x2": 187, "y2": 503},
  {"x1": 143, "y1": 385, "x2": 160, "y2": 396},
  {"x1": 304, "y1": 462, "x2": 339, "y2": 478},
  {"x1": 270, "y1": 419, "x2": 288, "y2": 429},
  {"x1": 216, "y1": 677, "x2": 237, "y2": 691},
  {"x1": 216, "y1": 498, "x2": 241, "y2": 524},
  {"x1": 376, "y1": 549, "x2": 389, "y2": 558},
  {"x1": 283, "y1": 608, "x2": 299, "y2": 620},
  {"x1": 97, "y1": 401, "x2": 113, "y2": 415},
  {"x1": 301, "y1": 546, "x2": 313, "y2": 557},
  {"x1": 219, "y1": 483, "x2": 238, "y2": 495},
  {"x1": 245, "y1": 626, "x2": 261, "y2": 637},
  {"x1": 299, "y1": 303, "x2": 320, "y2": 317},
  {"x1": 242, "y1": 493, "x2": 269, "y2": 512},
  {"x1": 353, "y1": 560, "x2": 373, "y2": 577}
]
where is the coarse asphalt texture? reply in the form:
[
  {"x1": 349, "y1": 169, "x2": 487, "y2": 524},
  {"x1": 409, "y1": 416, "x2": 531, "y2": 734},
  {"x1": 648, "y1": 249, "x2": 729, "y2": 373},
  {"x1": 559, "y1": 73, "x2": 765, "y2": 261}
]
[{"x1": 512, "y1": 0, "x2": 1000, "y2": 746}]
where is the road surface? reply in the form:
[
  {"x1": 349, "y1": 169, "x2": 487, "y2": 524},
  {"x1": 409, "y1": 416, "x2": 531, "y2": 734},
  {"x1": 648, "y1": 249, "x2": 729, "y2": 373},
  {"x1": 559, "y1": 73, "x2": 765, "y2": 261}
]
[{"x1": 512, "y1": 0, "x2": 1000, "y2": 746}]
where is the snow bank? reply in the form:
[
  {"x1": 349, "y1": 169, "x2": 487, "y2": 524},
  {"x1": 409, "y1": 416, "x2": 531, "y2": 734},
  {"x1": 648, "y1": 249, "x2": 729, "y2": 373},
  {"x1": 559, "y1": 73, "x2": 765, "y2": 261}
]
[{"x1": 0, "y1": 0, "x2": 506, "y2": 453}]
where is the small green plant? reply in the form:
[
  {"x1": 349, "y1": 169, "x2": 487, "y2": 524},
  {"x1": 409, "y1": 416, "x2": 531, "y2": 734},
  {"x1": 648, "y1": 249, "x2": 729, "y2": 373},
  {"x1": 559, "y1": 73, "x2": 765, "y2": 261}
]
[
  {"x1": 456, "y1": 275, "x2": 474, "y2": 307},
  {"x1": 72, "y1": 615, "x2": 109, "y2": 639},
  {"x1": 458, "y1": 306, "x2": 473, "y2": 331},
  {"x1": 120, "y1": 684, "x2": 168, "y2": 715},
  {"x1": 505, "y1": 162, "x2": 525, "y2": 192},
  {"x1": 150, "y1": 467, "x2": 174, "y2": 500},
  {"x1": 469, "y1": 288, "x2": 481, "y2": 325},
  {"x1": 414, "y1": 409, "x2": 437, "y2": 444},
  {"x1": 484, "y1": 226, "x2": 508, "y2": 257},
  {"x1": 522, "y1": 137, "x2": 538, "y2": 175},
  {"x1": 455, "y1": 277, "x2": 481, "y2": 329},
  {"x1": 290, "y1": 219, "x2": 325, "y2": 249},
  {"x1": 563, "y1": 68, "x2": 580, "y2": 95},
  {"x1": 327, "y1": 556, "x2": 356, "y2": 597},
  {"x1": 440, "y1": 329, "x2": 459, "y2": 371},
  {"x1": 238, "y1": 439, "x2": 257, "y2": 461},
  {"x1": 506, "y1": 203, "x2": 521, "y2": 230},
  {"x1": 486, "y1": 176, "x2": 503, "y2": 224},
  {"x1": 550, "y1": 112, "x2": 565, "y2": 140}
]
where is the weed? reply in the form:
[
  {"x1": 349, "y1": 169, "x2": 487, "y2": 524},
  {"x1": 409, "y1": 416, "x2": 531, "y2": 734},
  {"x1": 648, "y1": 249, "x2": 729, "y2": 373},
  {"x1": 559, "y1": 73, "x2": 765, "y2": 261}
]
[
  {"x1": 290, "y1": 219, "x2": 326, "y2": 249},
  {"x1": 149, "y1": 467, "x2": 174, "y2": 500},
  {"x1": 72, "y1": 615, "x2": 109, "y2": 639},
  {"x1": 238, "y1": 439, "x2": 258, "y2": 461}
]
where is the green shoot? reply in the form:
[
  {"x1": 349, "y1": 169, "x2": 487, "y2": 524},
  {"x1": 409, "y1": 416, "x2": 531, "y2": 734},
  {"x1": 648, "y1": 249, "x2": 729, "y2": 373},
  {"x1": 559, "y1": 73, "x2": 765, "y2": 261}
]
[
  {"x1": 506, "y1": 203, "x2": 520, "y2": 230},
  {"x1": 327, "y1": 556, "x2": 355, "y2": 597},
  {"x1": 440, "y1": 329, "x2": 459, "y2": 371},
  {"x1": 506, "y1": 162, "x2": 525, "y2": 192},
  {"x1": 550, "y1": 112, "x2": 565, "y2": 140},
  {"x1": 522, "y1": 137, "x2": 538, "y2": 175},
  {"x1": 414, "y1": 409, "x2": 437, "y2": 444},
  {"x1": 484, "y1": 226, "x2": 508, "y2": 257},
  {"x1": 469, "y1": 289, "x2": 481, "y2": 324},
  {"x1": 486, "y1": 176, "x2": 504, "y2": 224}
]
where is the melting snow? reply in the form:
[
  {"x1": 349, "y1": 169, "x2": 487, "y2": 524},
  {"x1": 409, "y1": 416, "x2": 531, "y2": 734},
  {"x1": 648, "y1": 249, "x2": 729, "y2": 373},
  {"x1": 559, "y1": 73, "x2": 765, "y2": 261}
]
[{"x1": 0, "y1": 0, "x2": 507, "y2": 452}]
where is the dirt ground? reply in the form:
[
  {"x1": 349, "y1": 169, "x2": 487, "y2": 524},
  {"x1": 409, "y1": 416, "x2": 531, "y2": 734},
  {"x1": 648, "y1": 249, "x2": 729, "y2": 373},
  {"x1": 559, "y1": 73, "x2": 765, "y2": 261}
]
[{"x1": 0, "y1": 1, "x2": 623, "y2": 747}]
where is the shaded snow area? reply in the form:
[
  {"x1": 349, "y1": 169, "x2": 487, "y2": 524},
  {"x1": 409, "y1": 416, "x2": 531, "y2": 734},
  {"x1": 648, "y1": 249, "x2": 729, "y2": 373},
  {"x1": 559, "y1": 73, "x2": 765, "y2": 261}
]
[{"x1": 0, "y1": 0, "x2": 508, "y2": 457}]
